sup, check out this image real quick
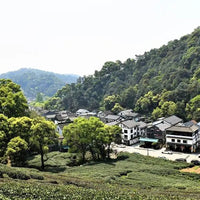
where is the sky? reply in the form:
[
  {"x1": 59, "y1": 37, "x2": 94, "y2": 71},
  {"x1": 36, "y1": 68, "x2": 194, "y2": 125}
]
[{"x1": 0, "y1": 0, "x2": 200, "y2": 76}]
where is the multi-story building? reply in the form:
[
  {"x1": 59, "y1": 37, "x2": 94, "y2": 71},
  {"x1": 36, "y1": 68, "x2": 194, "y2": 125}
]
[
  {"x1": 166, "y1": 124, "x2": 199, "y2": 152},
  {"x1": 119, "y1": 120, "x2": 147, "y2": 145}
]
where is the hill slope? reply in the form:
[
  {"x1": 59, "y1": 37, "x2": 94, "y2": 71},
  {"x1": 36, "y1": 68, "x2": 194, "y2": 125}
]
[
  {"x1": 45, "y1": 27, "x2": 200, "y2": 120},
  {"x1": 0, "y1": 68, "x2": 79, "y2": 100},
  {"x1": 1, "y1": 152, "x2": 200, "y2": 199}
]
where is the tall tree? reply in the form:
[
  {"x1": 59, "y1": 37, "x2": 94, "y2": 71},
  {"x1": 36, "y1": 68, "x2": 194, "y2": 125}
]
[
  {"x1": 63, "y1": 117, "x2": 90, "y2": 163},
  {"x1": 30, "y1": 117, "x2": 57, "y2": 169}
]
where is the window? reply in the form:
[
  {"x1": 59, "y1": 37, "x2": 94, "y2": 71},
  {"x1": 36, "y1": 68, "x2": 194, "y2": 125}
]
[
  {"x1": 124, "y1": 129, "x2": 128, "y2": 133},
  {"x1": 131, "y1": 135, "x2": 134, "y2": 139},
  {"x1": 177, "y1": 139, "x2": 181, "y2": 143},
  {"x1": 124, "y1": 135, "x2": 128, "y2": 139},
  {"x1": 183, "y1": 140, "x2": 187, "y2": 144},
  {"x1": 131, "y1": 130, "x2": 133, "y2": 133},
  {"x1": 171, "y1": 139, "x2": 175, "y2": 142}
]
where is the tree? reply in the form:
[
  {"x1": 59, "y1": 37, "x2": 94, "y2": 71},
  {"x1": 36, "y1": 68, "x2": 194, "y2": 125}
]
[
  {"x1": 103, "y1": 95, "x2": 120, "y2": 111},
  {"x1": 36, "y1": 92, "x2": 44, "y2": 102},
  {"x1": 104, "y1": 125, "x2": 121, "y2": 158},
  {"x1": 63, "y1": 117, "x2": 121, "y2": 163},
  {"x1": 160, "y1": 101, "x2": 177, "y2": 117},
  {"x1": 111, "y1": 103, "x2": 124, "y2": 114},
  {"x1": 0, "y1": 79, "x2": 28, "y2": 117},
  {"x1": 186, "y1": 94, "x2": 200, "y2": 121},
  {"x1": 152, "y1": 107, "x2": 163, "y2": 120},
  {"x1": 9, "y1": 117, "x2": 32, "y2": 143},
  {"x1": 63, "y1": 117, "x2": 90, "y2": 163},
  {"x1": 0, "y1": 114, "x2": 10, "y2": 158},
  {"x1": 121, "y1": 86, "x2": 137, "y2": 108},
  {"x1": 30, "y1": 117, "x2": 57, "y2": 169},
  {"x1": 6, "y1": 136, "x2": 28, "y2": 166}
]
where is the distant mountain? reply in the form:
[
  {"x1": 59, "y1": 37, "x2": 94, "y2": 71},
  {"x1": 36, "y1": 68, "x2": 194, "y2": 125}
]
[{"x1": 0, "y1": 68, "x2": 79, "y2": 100}]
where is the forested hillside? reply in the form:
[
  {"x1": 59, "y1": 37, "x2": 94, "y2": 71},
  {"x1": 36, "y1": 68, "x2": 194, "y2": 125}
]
[
  {"x1": 45, "y1": 27, "x2": 200, "y2": 121},
  {"x1": 0, "y1": 68, "x2": 79, "y2": 100}
]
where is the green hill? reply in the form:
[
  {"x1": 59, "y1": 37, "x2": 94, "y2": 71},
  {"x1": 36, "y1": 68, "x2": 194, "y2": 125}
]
[
  {"x1": 45, "y1": 27, "x2": 200, "y2": 120},
  {"x1": 0, "y1": 68, "x2": 79, "y2": 100}
]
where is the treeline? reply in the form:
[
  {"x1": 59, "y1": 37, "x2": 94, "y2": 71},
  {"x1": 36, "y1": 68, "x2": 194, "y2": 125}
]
[
  {"x1": 45, "y1": 27, "x2": 200, "y2": 121},
  {"x1": 0, "y1": 79, "x2": 121, "y2": 168},
  {"x1": 0, "y1": 79, "x2": 57, "y2": 169}
]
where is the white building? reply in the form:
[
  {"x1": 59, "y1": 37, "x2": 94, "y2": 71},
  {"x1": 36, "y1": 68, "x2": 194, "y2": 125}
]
[
  {"x1": 119, "y1": 120, "x2": 147, "y2": 145},
  {"x1": 166, "y1": 124, "x2": 199, "y2": 152}
]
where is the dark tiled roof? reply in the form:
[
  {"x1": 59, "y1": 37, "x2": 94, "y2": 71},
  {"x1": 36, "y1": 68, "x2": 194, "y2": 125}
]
[
  {"x1": 137, "y1": 121, "x2": 147, "y2": 129},
  {"x1": 105, "y1": 115, "x2": 121, "y2": 120},
  {"x1": 118, "y1": 110, "x2": 139, "y2": 117},
  {"x1": 106, "y1": 121, "x2": 120, "y2": 126},
  {"x1": 46, "y1": 114, "x2": 56, "y2": 119},
  {"x1": 166, "y1": 125, "x2": 199, "y2": 133},
  {"x1": 164, "y1": 115, "x2": 182, "y2": 125},
  {"x1": 121, "y1": 120, "x2": 138, "y2": 128},
  {"x1": 155, "y1": 123, "x2": 171, "y2": 131}
]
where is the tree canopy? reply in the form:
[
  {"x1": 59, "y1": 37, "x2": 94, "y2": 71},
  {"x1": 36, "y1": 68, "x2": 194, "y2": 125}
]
[
  {"x1": 45, "y1": 27, "x2": 200, "y2": 121},
  {"x1": 0, "y1": 79, "x2": 28, "y2": 118},
  {"x1": 63, "y1": 117, "x2": 121, "y2": 163}
]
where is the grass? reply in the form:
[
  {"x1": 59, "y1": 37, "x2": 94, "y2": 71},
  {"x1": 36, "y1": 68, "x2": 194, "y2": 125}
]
[{"x1": 1, "y1": 151, "x2": 200, "y2": 199}]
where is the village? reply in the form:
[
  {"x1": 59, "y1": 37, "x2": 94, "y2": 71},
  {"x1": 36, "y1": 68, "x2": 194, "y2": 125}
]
[{"x1": 32, "y1": 107, "x2": 200, "y2": 164}]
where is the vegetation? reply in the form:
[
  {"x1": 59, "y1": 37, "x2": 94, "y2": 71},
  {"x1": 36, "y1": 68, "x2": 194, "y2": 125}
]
[
  {"x1": 0, "y1": 80, "x2": 58, "y2": 168},
  {"x1": 63, "y1": 117, "x2": 121, "y2": 163},
  {"x1": 30, "y1": 117, "x2": 57, "y2": 169},
  {"x1": 0, "y1": 115, "x2": 58, "y2": 168},
  {"x1": 0, "y1": 68, "x2": 79, "y2": 100},
  {"x1": 45, "y1": 27, "x2": 200, "y2": 120},
  {"x1": 1, "y1": 152, "x2": 200, "y2": 199},
  {"x1": 0, "y1": 79, "x2": 28, "y2": 117}
]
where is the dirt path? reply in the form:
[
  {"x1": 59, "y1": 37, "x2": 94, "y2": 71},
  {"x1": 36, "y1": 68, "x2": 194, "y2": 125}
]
[{"x1": 181, "y1": 166, "x2": 200, "y2": 174}]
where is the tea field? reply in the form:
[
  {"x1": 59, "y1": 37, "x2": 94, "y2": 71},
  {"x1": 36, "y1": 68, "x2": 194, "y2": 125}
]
[{"x1": 1, "y1": 152, "x2": 200, "y2": 199}]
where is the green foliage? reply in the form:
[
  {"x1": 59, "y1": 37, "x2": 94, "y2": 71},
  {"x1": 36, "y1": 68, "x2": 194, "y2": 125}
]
[
  {"x1": 45, "y1": 27, "x2": 200, "y2": 119},
  {"x1": 30, "y1": 117, "x2": 57, "y2": 169},
  {"x1": 8, "y1": 116, "x2": 32, "y2": 142},
  {"x1": 160, "y1": 101, "x2": 177, "y2": 116},
  {"x1": 2, "y1": 152, "x2": 200, "y2": 199},
  {"x1": 0, "y1": 79, "x2": 28, "y2": 118},
  {"x1": 0, "y1": 68, "x2": 79, "y2": 99},
  {"x1": 36, "y1": 92, "x2": 44, "y2": 102},
  {"x1": 0, "y1": 114, "x2": 9, "y2": 158},
  {"x1": 103, "y1": 95, "x2": 120, "y2": 111},
  {"x1": 186, "y1": 94, "x2": 200, "y2": 121},
  {"x1": 111, "y1": 103, "x2": 124, "y2": 114},
  {"x1": 0, "y1": 163, "x2": 44, "y2": 180},
  {"x1": 6, "y1": 136, "x2": 28, "y2": 166},
  {"x1": 63, "y1": 117, "x2": 121, "y2": 162},
  {"x1": 152, "y1": 107, "x2": 163, "y2": 120}
]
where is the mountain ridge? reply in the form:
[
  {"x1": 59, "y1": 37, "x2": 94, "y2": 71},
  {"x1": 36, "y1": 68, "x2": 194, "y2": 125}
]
[{"x1": 0, "y1": 68, "x2": 79, "y2": 100}]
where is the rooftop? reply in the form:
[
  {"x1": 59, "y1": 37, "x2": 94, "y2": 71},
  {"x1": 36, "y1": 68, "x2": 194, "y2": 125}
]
[
  {"x1": 121, "y1": 120, "x2": 138, "y2": 128},
  {"x1": 164, "y1": 115, "x2": 182, "y2": 125},
  {"x1": 166, "y1": 124, "x2": 199, "y2": 133}
]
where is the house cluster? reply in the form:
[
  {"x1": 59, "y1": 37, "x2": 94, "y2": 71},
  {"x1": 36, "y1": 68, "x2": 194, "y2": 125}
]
[
  {"x1": 99, "y1": 110, "x2": 200, "y2": 153},
  {"x1": 39, "y1": 107, "x2": 200, "y2": 153}
]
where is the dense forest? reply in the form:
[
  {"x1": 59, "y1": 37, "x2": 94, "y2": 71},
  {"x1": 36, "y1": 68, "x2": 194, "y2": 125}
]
[
  {"x1": 0, "y1": 68, "x2": 79, "y2": 100},
  {"x1": 45, "y1": 27, "x2": 200, "y2": 121}
]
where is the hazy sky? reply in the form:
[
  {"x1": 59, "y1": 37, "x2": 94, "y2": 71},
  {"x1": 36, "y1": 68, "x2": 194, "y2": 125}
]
[{"x1": 0, "y1": 0, "x2": 200, "y2": 76}]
